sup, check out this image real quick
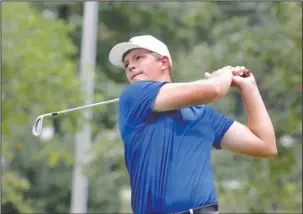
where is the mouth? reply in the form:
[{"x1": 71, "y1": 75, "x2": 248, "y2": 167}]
[{"x1": 132, "y1": 72, "x2": 143, "y2": 80}]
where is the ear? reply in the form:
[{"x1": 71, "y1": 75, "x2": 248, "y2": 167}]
[{"x1": 160, "y1": 56, "x2": 170, "y2": 71}]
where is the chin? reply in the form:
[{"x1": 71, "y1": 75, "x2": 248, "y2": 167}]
[{"x1": 132, "y1": 76, "x2": 149, "y2": 82}]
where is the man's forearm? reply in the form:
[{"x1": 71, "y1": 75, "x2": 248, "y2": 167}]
[
  {"x1": 240, "y1": 83, "x2": 277, "y2": 153},
  {"x1": 153, "y1": 72, "x2": 232, "y2": 112}
]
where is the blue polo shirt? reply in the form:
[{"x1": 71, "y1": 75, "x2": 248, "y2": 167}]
[{"x1": 118, "y1": 80, "x2": 234, "y2": 213}]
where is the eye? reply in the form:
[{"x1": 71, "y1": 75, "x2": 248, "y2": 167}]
[
  {"x1": 124, "y1": 63, "x2": 129, "y2": 69},
  {"x1": 136, "y1": 56, "x2": 143, "y2": 60}
]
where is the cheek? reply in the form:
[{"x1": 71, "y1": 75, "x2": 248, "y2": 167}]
[
  {"x1": 124, "y1": 71, "x2": 131, "y2": 79},
  {"x1": 141, "y1": 61, "x2": 157, "y2": 73},
  {"x1": 137, "y1": 61, "x2": 148, "y2": 73},
  {"x1": 127, "y1": 72, "x2": 132, "y2": 79},
  {"x1": 150, "y1": 64, "x2": 161, "y2": 76}
]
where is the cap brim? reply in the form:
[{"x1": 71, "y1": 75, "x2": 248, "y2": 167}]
[{"x1": 109, "y1": 42, "x2": 141, "y2": 68}]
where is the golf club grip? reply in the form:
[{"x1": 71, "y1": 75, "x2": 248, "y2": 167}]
[{"x1": 239, "y1": 69, "x2": 251, "y2": 78}]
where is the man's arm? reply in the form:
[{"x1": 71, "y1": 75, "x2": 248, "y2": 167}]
[
  {"x1": 153, "y1": 66, "x2": 233, "y2": 112},
  {"x1": 221, "y1": 69, "x2": 277, "y2": 157}
]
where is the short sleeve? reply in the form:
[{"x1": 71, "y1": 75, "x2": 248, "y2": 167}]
[
  {"x1": 119, "y1": 80, "x2": 169, "y2": 127},
  {"x1": 207, "y1": 106, "x2": 234, "y2": 150}
]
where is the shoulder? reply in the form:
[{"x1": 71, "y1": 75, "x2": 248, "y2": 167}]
[
  {"x1": 119, "y1": 81, "x2": 165, "y2": 99},
  {"x1": 119, "y1": 80, "x2": 169, "y2": 106},
  {"x1": 118, "y1": 80, "x2": 170, "y2": 128}
]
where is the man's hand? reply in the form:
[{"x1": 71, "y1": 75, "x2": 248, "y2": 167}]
[
  {"x1": 204, "y1": 65, "x2": 234, "y2": 80},
  {"x1": 231, "y1": 66, "x2": 257, "y2": 89},
  {"x1": 205, "y1": 66, "x2": 256, "y2": 88}
]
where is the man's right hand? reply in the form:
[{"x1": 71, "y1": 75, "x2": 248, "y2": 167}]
[
  {"x1": 211, "y1": 65, "x2": 234, "y2": 77},
  {"x1": 204, "y1": 65, "x2": 234, "y2": 80},
  {"x1": 203, "y1": 65, "x2": 235, "y2": 100}
]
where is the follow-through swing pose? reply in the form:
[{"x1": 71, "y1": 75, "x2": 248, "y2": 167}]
[{"x1": 109, "y1": 35, "x2": 277, "y2": 214}]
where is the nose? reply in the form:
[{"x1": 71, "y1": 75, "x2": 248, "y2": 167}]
[{"x1": 127, "y1": 62, "x2": 136, "y2": 72}]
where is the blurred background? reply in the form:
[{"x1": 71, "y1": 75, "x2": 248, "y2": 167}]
[{"x1": 2, "y1": 2, "x2": 302, "y2": 213}]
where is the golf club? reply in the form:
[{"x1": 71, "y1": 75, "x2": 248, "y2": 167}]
[
  {"x1": 32, "y1": 70, "x2": 251, "y2": 137},
  {"x1": 32, "y1": 98, "x2": 119, "y2": 136}
]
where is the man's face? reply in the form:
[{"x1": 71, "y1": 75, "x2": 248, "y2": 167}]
[{"x1": 122, "y1": 48, "x2": 165, "y2": 83}]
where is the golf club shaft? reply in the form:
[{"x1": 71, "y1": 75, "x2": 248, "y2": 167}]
[
  {"x1": 50, "y1": 98, "x2": 119, "y2": 116},
  {"x1": 39, "y1": 70, "x2": 251, "y2": 118}
]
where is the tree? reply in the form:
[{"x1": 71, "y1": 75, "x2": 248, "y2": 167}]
[{"x1": 2, "y1": 2, "x2": 82, "y2": 213}]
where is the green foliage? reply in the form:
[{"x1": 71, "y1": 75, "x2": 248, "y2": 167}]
[
  {"x1": 3, "y1": 2, "x2": 83, "y2": 136},
  {"x1": 2, "y1": 171, "x2": 33, "y2": 213},
  {"x1": 85, "y1": 128, "x2": 127, "y2": 213},
  {"x1": 2, "y1": 2, "x2": 82, "y2": 213},
  {"x1": 3, "y1": 2, "x2": 302, "y2": 213}
]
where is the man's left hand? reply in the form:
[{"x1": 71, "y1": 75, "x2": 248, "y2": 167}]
[{"x1": 231, "y1": 66, "x2": 257, "y2": 89}]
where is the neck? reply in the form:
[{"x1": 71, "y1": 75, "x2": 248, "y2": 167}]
[
  {"x1": 157, "y1": 71, "x2": 172, "y2": 82},
  {"x1": 156, "y1": 76, "x2": 171, "y2": 82}
]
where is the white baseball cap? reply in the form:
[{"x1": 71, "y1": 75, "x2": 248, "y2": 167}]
[{"x1": 109, "y1": 35, "x2": 172, "y2": 69}]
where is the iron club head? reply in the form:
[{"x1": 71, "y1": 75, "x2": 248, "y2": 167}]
[
  {"x1": 32, "y1": 98, "x2": 119, "y2": 137},
  {"x1": 32, "y1": 115, "x2": 45, "y2": 136}
]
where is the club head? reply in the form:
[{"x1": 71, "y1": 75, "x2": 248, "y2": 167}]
[{"x1": 32, "y1": 115, "x2": 44, "y2": 136}]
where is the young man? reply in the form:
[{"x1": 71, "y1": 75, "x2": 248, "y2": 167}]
[{"x1": 109, "y1": 35, "x2": 277, "y2": 214}]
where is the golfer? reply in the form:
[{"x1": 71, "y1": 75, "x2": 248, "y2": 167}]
[{"x1": 109, "y1": 35, "x2": 277, "y2": 214}]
